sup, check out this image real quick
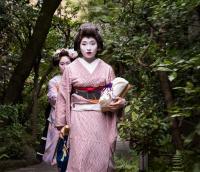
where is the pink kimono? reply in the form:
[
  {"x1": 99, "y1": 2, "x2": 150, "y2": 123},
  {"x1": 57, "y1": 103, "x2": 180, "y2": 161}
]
[
  {"x1": 56, "y1": 58, "x2": 118, "y2": 172},
  {"x1": 43, "y1": 75, "x2": 61, "y2": 165}
]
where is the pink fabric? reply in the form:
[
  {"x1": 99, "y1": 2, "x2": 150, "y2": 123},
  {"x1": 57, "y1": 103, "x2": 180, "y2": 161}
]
[
  {"x1": 55, "y1": 58, "x2": 118, "y2": 172},
  {"x1": 43, "y1": 75, "x2": 61, "y2": 165},
  {"x1": 43, "y1": 123, "x2": 59, "y2": 165}
]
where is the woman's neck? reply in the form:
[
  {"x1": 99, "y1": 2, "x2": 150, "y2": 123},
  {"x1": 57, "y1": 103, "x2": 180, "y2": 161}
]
[{"x1": 82, "y1": 57, "x2": 96, "y2": 63}]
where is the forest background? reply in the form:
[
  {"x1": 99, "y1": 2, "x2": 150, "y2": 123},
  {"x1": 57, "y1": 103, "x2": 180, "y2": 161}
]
[{"x1": 0, "y1": 0, "x2": 200, "y2": 171}]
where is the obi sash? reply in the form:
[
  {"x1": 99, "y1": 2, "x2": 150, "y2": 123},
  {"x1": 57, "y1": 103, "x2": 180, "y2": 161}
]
[{"x1": 72, "y1": 83, "x2": 112, "y2": 101}]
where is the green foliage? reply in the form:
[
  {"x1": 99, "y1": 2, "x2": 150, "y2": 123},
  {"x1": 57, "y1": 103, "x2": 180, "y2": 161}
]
[
  {"x1": 114, "y1": 151, "x2": 139, "y2": 172},
  {"x1": 152, "y1": 48, "x2": 200, "y2": 118},
  {"x1": 1, "y1": 0, "x2": 80, "y2": 137},
  {"x1": 148, "y1": 155, "x2": 171, "y2": 172},
  {"x1": 0, "y1": 0, "x2": 199, "y2": 170},
  {"x1": 118, "y1": 94, "x2": 171, "y2": 154},
  {"x1": 0, "y1": 104, "x2": 30, "y2": 159},
  {"x1": 0, "y1": 0, "x2": 39, "y2": 101},
  {"x1": 182, "y1": 148, "x2": 200, "y2": 172},
  {"x1": 86, "y1": 0, "x2": 200, "y2": 171}
]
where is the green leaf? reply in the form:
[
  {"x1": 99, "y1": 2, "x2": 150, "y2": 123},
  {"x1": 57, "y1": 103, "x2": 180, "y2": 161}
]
[
  {"x1": 131, "y1": 111, "x2": 138, "y2": 121},
  {"x1": 154, "y1": 67, "x2": 172, "y2": 72},
  {"x1": 168, "y1": 72, "x2": 177, "y2": 81},
  {"x1": 193, "y1": 163, "x2": 200, "y2": 172},
  {"x1": 125, "y1": 105, "x2": 131, "y2": 113},
  {"x1": 195, "y1": 123, "x2": 200, "y2": 135}
]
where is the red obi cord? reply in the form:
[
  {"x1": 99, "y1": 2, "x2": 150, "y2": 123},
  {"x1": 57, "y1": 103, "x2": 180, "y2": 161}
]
[
  {"x1": 74, "y1": 83, "x2": 112, "y2": 92},
  {"x1": 74, "y1": 86, "x2": 104, "y2": 92}
]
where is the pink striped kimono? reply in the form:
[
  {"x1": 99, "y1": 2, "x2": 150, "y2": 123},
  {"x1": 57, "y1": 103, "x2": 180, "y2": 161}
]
[
  {"x1": 43, "y1": 75, "x2": 61, "y2": 165},
  {"x1": 55, "y1": 58, "x2": 118, "y2": 172}
]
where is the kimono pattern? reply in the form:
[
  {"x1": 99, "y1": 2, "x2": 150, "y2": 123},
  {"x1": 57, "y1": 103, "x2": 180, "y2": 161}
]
[
  {"x1": 43, "y1": 75, "x2": 61, "y2": 165},
  {"x1": 56, "y1": 58, "x2": 118, "y2": 172}
]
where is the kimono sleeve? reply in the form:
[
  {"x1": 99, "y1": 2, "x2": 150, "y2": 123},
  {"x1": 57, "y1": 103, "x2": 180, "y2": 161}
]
[
  {"x1": 108, "y1": 66, "x2": 116, "y2": 82},
  {"x1": 47, "y1": 79, "x2": 58, "y2": 108},
  {"x1": 55, "y1": 67, "x2": 71, "y2": 127}
]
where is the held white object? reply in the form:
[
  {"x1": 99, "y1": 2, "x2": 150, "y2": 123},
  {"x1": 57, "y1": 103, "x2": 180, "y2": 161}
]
[
  {"x1": 99, "y1": 77, "x2": 129, "y2": 107},
  {"x1": 99, "y1": 91, "x2": 112, "y2": 107}
]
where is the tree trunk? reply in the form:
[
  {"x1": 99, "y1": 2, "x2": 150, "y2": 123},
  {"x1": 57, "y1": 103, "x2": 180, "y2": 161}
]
[
  {"x1": 158, "y1": 71, "x2": 183, "y2": 150},
  {"x1": 31, "y1": 61, "x2": 53, "y2": 139},
  {"x1": 3, "y1": 0, "x2": 61, "y2": 104},
  {"x1": 31, "y1": 57, "x2": 40, "y2": 140},
  {"x1": 36, "y1": 63, "x2": 53, "y2": 97},
  {"x1": 23, "y1": 62, "x2": 53, "y2": 126}
]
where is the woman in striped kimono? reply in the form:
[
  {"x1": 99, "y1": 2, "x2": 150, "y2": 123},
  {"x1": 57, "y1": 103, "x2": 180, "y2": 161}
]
[
  {"x1": 55, "y1": 23, "x2": 126, "y2": 172},
  {"x1": 43, "y1": 49, "x2": 77, "y2": 165}
]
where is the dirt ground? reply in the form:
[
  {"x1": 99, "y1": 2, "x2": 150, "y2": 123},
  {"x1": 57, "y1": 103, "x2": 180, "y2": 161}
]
[{"x1": 6, "y1": 140, "x2": 130, "y2": 172}]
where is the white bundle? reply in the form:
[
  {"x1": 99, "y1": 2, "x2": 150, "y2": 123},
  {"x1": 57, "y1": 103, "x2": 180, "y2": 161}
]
[{"x1": 99, "y1": 77, "x2": 129, "y2": 107}]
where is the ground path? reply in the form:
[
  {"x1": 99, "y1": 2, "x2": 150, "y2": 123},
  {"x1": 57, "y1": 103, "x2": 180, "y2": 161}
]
[{"x1": 6, "y1": 140, "x2": 130, "y2": 172}]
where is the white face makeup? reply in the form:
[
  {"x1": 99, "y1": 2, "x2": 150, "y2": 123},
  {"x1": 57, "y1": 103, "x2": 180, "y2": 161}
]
[
  {"x1": 80, "y1": 37, "x2": 98, "y2": 60},
  {"x1": 59, "y1": 56, "x2": 71, "y2": 74}
]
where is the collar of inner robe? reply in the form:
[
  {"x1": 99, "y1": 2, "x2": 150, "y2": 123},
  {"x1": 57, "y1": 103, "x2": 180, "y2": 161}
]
[{"x1": 78, "y1": 58, "x2": 100, "y2": 74}]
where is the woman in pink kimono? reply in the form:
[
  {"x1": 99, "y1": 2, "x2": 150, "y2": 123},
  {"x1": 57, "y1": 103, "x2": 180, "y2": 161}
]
[
  {"x1": 43, "y1": 49, "x2": 78, "y2": 165},
  {"x1": 55, "y1": 23, "x2": 126, "y2": 172}
]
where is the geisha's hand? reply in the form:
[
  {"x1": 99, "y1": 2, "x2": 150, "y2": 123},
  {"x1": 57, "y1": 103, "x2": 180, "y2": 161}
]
[
  {"x1": 56, "y1": 126, "x2": 63, "y2": 131},
  {"x1": 56, "y1": 126, "x2": 64, "y2": 138},
  {"x1": 59, "y1": 125, "x2": 70, "y2": 139},
  {"x1": 105, "y1": 97, "x2": 126, "y2": 112},
  {"x1": 59, "y1": 131, "x2": 64, "y2": 139}
]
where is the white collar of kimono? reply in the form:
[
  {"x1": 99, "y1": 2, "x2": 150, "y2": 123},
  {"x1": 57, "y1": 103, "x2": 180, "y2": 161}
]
[{"x1": 78, "y1": 58, "x2": 100, "y2": 74}]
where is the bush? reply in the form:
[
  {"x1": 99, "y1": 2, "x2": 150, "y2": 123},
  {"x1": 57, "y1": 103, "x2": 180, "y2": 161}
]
[{"x1": 0, "y1": 104, "x2": 29, "y2": 160}]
